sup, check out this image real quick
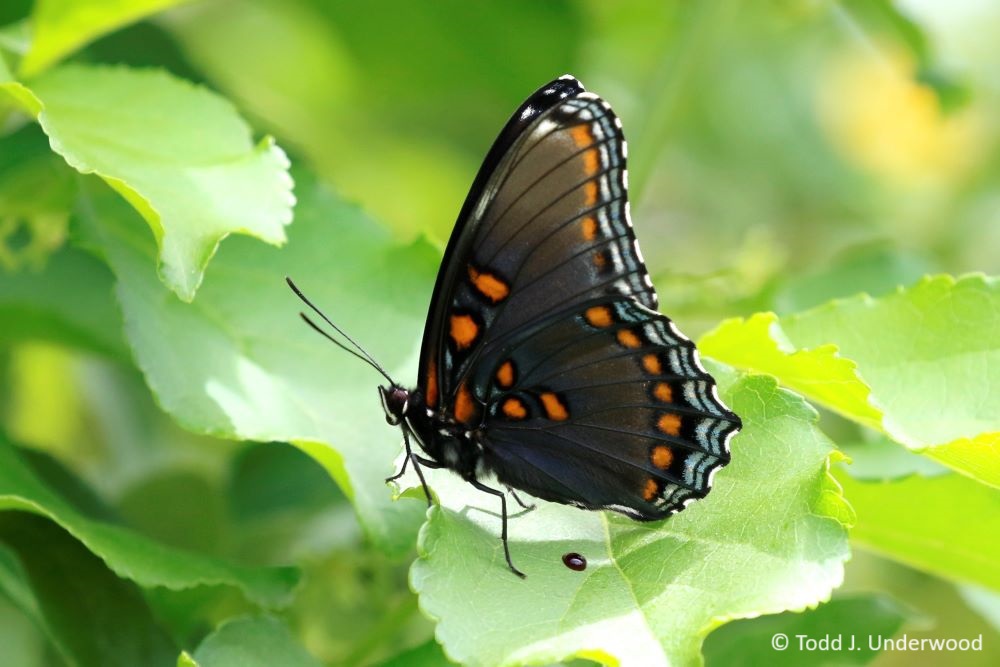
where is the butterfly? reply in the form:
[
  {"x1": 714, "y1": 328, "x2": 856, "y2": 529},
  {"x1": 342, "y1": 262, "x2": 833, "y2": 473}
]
[{"x1": 289, "y1": 75, "x2": 741, "y2": 577}]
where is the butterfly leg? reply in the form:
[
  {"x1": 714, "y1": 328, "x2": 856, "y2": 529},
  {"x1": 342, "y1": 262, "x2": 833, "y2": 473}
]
[
  {"x1": 384, "y1": 452, "x2": 410, "y2": 483},
  {"x1": 506, "y1": 486, "x2": 536, "y2": 512},
  {"x1": 386, "y1": 428, "x2": 436, "y2": 507},
  {"x1": 470, "y1": 479, "x2": 526, "y2": 579}
]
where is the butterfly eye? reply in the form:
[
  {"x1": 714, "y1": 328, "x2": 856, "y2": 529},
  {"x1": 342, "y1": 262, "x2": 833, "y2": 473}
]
[{"x1": 379, "y1": 386, "x2": 408, "y2": 425}]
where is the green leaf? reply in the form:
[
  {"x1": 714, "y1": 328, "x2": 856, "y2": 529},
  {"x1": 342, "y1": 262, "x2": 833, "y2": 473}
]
[
  {"x1": 181, "y1": 615, "x2": 322, "y2": 667},
  {"x1": 701, "y1": 275, "x2": 1000, "y2": 487},
  {"x1": 785, "y1": 275, "x2": 1000, "y2": 486},
  {"x1": 703, "y1": 594, "x2": 917, "y2": 666},
  {"x1": 0, "y1": 49, "x2": 41, "y2": 115},
  {"x1": 836, "y1": 435, "x2": 950, "y2": 481},
  {"x1": 75, "y1": 173, "x2": 433, "y2": 555},
  {"x1": 380, "y1": 639, "x2": 457, "y2": 667},
  {"x1": 20, "y1": 0, "x2": 193, "y2": 78},
  {"x1": 770, "y1": 242, "x2": 933, "y2": 315},
  {"x1": 29, "y1": 64, "x2": 294, "y2": 300},
  {"x1": 0, "y1": 131, "x2": 74, "y2": 271},
  {"x1": 0, "y1": 512, "x2": 178, "y2": 667},
  {"x1": 699, "y1": 312, "x2": 881, "y2": 431},
  {"x1": 0, "y1": 594, "x2": 48, "y2": 667},
  {"x1": 163, "y1": 0, "x2": 580, "y2": 242},
  {"x1": 834, "y1": 468, "x2": 1000, "y2": 590},
  {"x1": 0, "y1": 246, "x2": 127, "y2": 358},
  {"x1": 411, "y1": 372, "x2": 852, "y2": 667},
  {"x1": 0, "y1": 433, "x2": 300, "y2": 607}
]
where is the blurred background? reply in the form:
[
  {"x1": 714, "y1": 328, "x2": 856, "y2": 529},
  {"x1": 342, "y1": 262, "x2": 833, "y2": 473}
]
[{"x1": 1, "y1": 0, "x2": 999, "y2": 665}]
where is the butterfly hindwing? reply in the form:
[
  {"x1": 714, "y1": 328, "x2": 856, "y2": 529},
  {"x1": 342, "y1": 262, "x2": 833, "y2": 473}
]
[
  {"x1": 417, "y1": 76, "x2": 739, "y2": 518},
  {"x1": 480, "y1": 298, "x2": 738, "y2": 518}
]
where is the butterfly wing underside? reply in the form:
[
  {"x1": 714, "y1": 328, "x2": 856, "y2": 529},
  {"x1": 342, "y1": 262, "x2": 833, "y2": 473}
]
[{"x1": 417, "y1": 76, "x2": 740, "y2": 519}]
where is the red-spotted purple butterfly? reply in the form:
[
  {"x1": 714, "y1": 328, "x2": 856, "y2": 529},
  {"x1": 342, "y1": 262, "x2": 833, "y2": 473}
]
[{"x1": 289, "y1": 75, "x2": 740, "y2": 577}]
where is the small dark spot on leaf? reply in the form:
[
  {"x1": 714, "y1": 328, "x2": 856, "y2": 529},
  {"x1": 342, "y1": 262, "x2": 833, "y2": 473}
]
[{"x1": 562, "y1": 552, "x2": 586, "y2": 571}]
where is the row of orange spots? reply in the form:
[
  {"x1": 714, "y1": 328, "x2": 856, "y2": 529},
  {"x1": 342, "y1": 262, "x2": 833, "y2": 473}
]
[
  {"x1": 642, "y1": 353, "x2": 662, "y2": 375},
  {"x1": 449, "y1": 313, "x2": 479, "y2": 350},
  {"x1": 539, "y1": 392, "x2": 569, "y2": 421},
  {"x1": 468, "y1": 266, "x2": 509, "y2": 303},
  {"x1": 454, "y1": 383, "x2": 476, "y2": 424},
  {"x1": 652, "y1": 381, "x2": 673, "y2": 403},
  {"x1": 657, "y1": 413, "x2": 682, "y2": 437},
  {"x1": 582, "y1": 180, "x2": 598, "y2": 206},
  {"x1": 593, "y1": 250, "x2": 608, "y2": 270},
  {"x1": 425, "y1": 358, "x2": 438, "y2": 406},
  {"x1": 616, "y1": 329, "x2": 642, "y2": 349},
  {"x1": 502, "y1": 396, "x2": 527, "y2": 419},
  {"x1": 495, "y1": 360, "x2": 515, "y2": 389},
  {"x1": 584, "y1": 305, "x2": 613, "y2": 328},
  {"x1": 582, "y1": 148, "x2": 599, "y2": 176},
  {"x1": 570, "y1": 124, "x2": 592, "y2": 148},
  {"x1": 651, "y1": 445, "x2": 674, "y2": 469},
  {"x1": 581, "y1": 216, "x2": 598, "y2": 241},
  {"x1": 642, "y1": 478, "x2": 660, "y2": 502},
  {"x1": 567, "y1": 124, "x2": 601, "y2": 186},
  {"x1": 499, "y1": 391, "x2": 569, "y2": 422}
]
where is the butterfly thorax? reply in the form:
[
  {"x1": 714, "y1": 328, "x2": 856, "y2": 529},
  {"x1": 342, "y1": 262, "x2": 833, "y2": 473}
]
[{"x1": 379, "y1": 384, "x2": 483, "y2": 480}]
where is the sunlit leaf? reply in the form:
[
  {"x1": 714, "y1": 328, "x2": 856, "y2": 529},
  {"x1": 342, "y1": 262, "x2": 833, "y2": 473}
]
[
  {"x1": 20, "y1": 0, "x2": 193, "y2": 78},
  {"x1": 701, "y1": 275, "x2": 1000, "y2": 487},
  {"x1": 411, "y1": 372, "x2": 853, "y2": 667},
  {"x1": 26, "y1": 64, "x2": 294, "y2": 300},
  {"x1": 700, "y1": 312, "x2": 881, "y2": 430},
  {"x1": 835, "y1": 468, "x2": 1000, "y2": 590},
  {"x1": 74, "y1": 173, "x2": 433, "y2": 555},
  {"x1": 0, "y1": 51, "x2": 41, "y2": 115},
  {"x1": 163, "y1": 0, "x2": 580, "y2": 242}
]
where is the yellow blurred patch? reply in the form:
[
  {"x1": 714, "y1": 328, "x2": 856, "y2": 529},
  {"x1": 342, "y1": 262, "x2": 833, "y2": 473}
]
[
  {"x1": 7, "y1": 343, "x2": 83, "y2": 453},
  {"x1": 818, "y1": 47, "x2": 983, "y2": 185}
]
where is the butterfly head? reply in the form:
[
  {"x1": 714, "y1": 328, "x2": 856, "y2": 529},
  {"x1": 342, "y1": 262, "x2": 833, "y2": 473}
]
[{"x1": 379, "y1": 385, "x2": 410, "y2": 426}]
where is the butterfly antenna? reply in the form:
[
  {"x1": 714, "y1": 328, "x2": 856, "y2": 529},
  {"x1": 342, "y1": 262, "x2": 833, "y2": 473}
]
[{"x1": 286, "y1": 277, "x2": 396, "y2": 385}]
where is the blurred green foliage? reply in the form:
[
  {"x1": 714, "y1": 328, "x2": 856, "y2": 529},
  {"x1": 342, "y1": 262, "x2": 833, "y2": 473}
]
[{"x1": 1, "y1": 1, "x2": 999, "y2": 666}]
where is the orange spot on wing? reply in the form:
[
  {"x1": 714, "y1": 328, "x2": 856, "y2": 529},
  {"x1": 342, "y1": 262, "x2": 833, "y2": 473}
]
[
  {"x1": 502, "y1": 397, "x2": 527, "y2": 420},
  {"x1": 642, "y1": 354, "x2": 662, "y2": 375},
  {"x1": 593, "y1": 250, "x2": 608, "y2": 269},
  {"x1": 582, "y1": 148, "x2": 599, "y2": 175},
  {"x1": 651, "y1": 445, "x2": 674, "y2": 469},
  {"x1": 468, "y1": 266, "x2": 509, "y2": 303},
  {"x1": 570, "y1": 124, "x2": 592, "y2": 148},
  {"x1": 449, "y1": 313, "x2": 479, "y2": 350},
  {"x1": 617, "y1": 329, "x2": 642, "y2": 349},
  {"x1": 642, "y1": 478, "x2": 659, "y2": 502},
  {"x1": 581, "y1": 216, "x2": 598, "y2": 241},
  {"x1": 539, "y1": 392, "x2": 569, "y2": 421},
  {"x1": 425, "y1": 358, "x2": 438, "y2": 407},
  {"x1": 657, "y1": 413, "x2": 682, "y2": 436},
  {"x1": 496, "y1": 360, "x2": 515, "y2": 388},
  {"x1": 454, "y1": 383, "x2": 475, "y2": 423},
  {"x1": 584, "y1": 306, "x2": 613, "y2": 328},
  {"x1": 582, "y1": 180, "x2": 598, "y2": 205},
  {"x1": 653, "y1": 382, "x2": 673, "y2": 403}
]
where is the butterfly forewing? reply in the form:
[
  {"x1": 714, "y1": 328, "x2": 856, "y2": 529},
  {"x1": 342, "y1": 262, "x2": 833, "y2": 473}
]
[{"x1": 417, "y1": 76, "x2": 739, "y2": 519}]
